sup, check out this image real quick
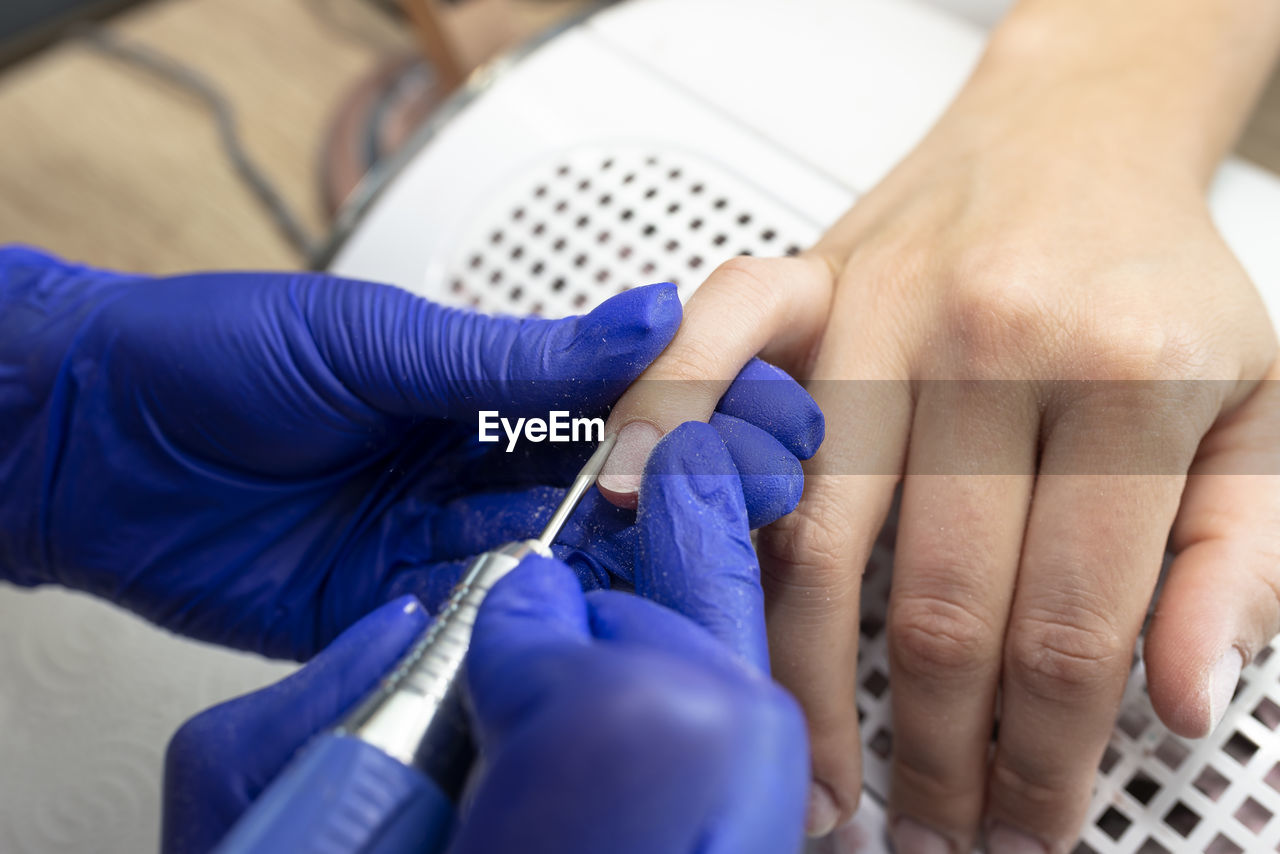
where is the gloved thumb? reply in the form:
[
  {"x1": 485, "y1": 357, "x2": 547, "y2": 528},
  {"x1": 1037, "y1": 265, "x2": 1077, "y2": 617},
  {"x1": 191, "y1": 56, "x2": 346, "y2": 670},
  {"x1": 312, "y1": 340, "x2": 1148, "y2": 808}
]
[
  {"x1": 466, "y1": 556, "x2": 591, "y2": 741},
  {"x1": 636, "y1": 421, "x2": 769, "y2": 673},
  {"x1": 301, "y1": 277, "x2": 682, "y2": 420}
]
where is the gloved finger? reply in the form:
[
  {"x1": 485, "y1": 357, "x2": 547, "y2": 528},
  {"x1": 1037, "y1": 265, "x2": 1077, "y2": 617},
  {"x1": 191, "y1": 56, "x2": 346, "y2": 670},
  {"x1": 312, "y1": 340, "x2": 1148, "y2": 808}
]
[
  {"x1": 636, "y1": 421, "x2": 767, "y2": 672},
  {"x1": 585, "y1": 589, "x2": 758, "y2": 675},
  {"x1": 452, "y1": 646, "x2": 747, "y2": 854},
  {"x1": 301, "y1": 278, "x2": 681, "y2": 421},
  {"x1": 162, "y1": 595, "x2": 429, "y2": 854},
  {"x1": 710, "y1": 411, "x2": 804, "y2": 529},
  {"x1": 717, "y1": 357, "x2": 825, "y2": 460},
  {"x1": 465, "y1": 556, "x2": 592, "y2": 742}
]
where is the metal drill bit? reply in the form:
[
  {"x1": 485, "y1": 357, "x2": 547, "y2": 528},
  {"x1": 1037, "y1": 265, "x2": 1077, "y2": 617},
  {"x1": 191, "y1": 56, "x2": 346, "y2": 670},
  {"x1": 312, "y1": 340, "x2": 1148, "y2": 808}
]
[{"x1": 537, "y1": 433, "x2": 617, "y2": 549}]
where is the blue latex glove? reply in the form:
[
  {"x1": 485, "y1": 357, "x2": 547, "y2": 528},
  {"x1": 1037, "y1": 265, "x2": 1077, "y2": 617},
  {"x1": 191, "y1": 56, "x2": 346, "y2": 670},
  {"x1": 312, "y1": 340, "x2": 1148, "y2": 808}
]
[
  {"x1": 163, "y1": 422, "x2": 809, "y2": 854},
  {"x1": 0, "y1": 246, "x2": 823, "y2": 659}
]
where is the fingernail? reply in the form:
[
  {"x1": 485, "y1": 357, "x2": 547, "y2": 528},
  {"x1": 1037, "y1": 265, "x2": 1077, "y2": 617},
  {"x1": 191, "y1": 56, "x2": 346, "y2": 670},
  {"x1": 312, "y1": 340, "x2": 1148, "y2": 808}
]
[
  {"x1": 597, "y1": 421, "x2": 662, "y2": 499},
  {"x1": 891, "y1": 818, "x2": 950, "y2": 854},
  {"x1": 832, "y1": 817, "x2": 873, "y2": 853},
  {"x1": 1208, "y1": 647, "x2": 1243, "y2": 734},
  {"x1": 806, "y1": 781, "x2": 841, "y2": 837},
  {"x1": 986, "y1": 824, "x2": 1047, "y2": 854}
]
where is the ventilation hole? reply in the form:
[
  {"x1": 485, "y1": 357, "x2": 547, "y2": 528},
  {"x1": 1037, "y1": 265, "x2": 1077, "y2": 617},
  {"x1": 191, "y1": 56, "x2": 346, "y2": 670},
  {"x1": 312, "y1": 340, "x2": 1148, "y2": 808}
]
[
  {"x1": 785, "y1": 244, "x2": 802, "y2": 257},
  {"x1": 620, "y1": 209, "x2": 635, "y2": 221},
  {"x1": 641, "y1": 261, "x2": 656, "y2": 275},
  {"x1": 1206, "y1": 834, "x2": 1244, "y2": 854},
  {"x1": 534, "y1": 184, "x2": 548, "y2": 198},
  {"x1": 489, "y1": 270, "x2": 503, "y2": 285},
  {"x1": 554, "y1": 200, "x2": 568, "y2": 213},
  {"x1": 642, "y1": 224, "x2": 657, "y2": 237},
  {"x1": 530, "y1": 302, "x2": 544, "y2": 315},
  {"x1": 551, "y1": 277, "x2": 566, "y2": 292},
  {"x1": 668, "y1": 167, "x2": 682, "y2": 180},
  {"x1": 532, "y1": 222, "x2": 546, "y2": 236},
  {"x1": 469, "y1": 254, "x2": 483, "y2": 268},
  {"x1": 666, "y1": 202, "x2": 681, "y2": 215},
  {"x1": 556, "y1": 164, "x2": 570, "y2": 177},
  {"x1": 1225, "y1": 731, "x2": 1260, "y2": 764},
  {"x1": 469, "y1": 295, "x2": 481, "y2": 308},
  {"x1": 739, "y1": 249, "x2": 753, "y2": 256},
  {"x1": 577, "y1": 178, "x2": 591, "y2": 192},
  {"x1": 760, "y1": 228, "x2": 776, "y2": 242},
  {"x1": 1135, "y1": 841, "x2": 1171, "y2": 854},
  {"x1": 623, "y1": 172, "x2": 636, "y2": 184},
  {"x1": 1100, "y1": 744, "x2": 1121, "y2": 774},
  {"x1": 645, "y1": 156, "x2": 658, "y2": 166},
  {"x1": 1155, "y1": 735, "x2": 1190, "y2": 770},
  {"x1": 573, "y1": 254, "x2": 588, "y2": 269},
  {"x1": 712, "y1": 234, "x2": 727, "y2": 246},
  {"x1": 509, "y1": 246, "x2": 524, "y2": 260},
  {"x1": 1267, "y1": 761, "x2": 1280, "y2": 793},
  {"x1": 690, "y1": 218, "x2": 704, "y2": 230},
  {"x1": 575, "y1": 215, "x2": 590, "y2": 229},
  {"x1": 618, "y1": 246, "x2": 633, "y2": 260},
  {"x1": 601, "y1": 158, "x2": 614, "y2": 170},
  {"x1": 512, "y1": 207, "x2": 526, "y2": 221},
  {"x1": 713, "y1": 197, "x2": 728, "y2": 209},
  {"x1": 664, "y1": 239, "x2": 680, "y2": 252},
  {"x1": 668, "y1": 276, "x2": 680, "y2": 288},
  {"x1": 552, "y1": 238, "x2": 567, "y2": 252},
  {"x1": 690, "y1": 182, "x2": 704, "y2": 195},
  {"x1": 862, "y1": 670, "x2": 888, "y2": 699},
  {"x1": 531, "y1": 261, "x2": 545, "y2": 276},
  {"x1": 510, "y1": 286, "x2": 523, "y2": 301},
  {"x1": 1118, "y1": 707, "x2": 1149, "y2": 740},
  {"x1": 1071, "y1": 843, "x2": 1100, "y2": 854},
  {"x1": 1194, "y1": 764, "x2": 1230, "y2": 800},
  {"x1": 644, "y1": 187, "x2": 658, "y2": 199},
  {"x1": 595, "y1": 269, "x2": 610, "y2": 283},
  {"x1": 737, "y1": 213, "x2": 752, "y2": 226},
  {"x1": 490, "y1": 230, "x2": 504, "y2": 244},
  {"x1": 599, "y1": 194, "x2": 613, "y2": 207},
  {"x1": 596, "y1": 230, "x2": 610, "y2": 244},
  {"x1": 857, "y1": 704, "x2": 866, "y2": 724},
  {"x1": 860, "y1": 615, "x2": 884, "y2": 639},
  {"x1": 688, "y1": 256, "x2": 703, "y2": 269},
  {"x1": 1254, "y1": 697, "x2": 1280, "y2": 729},
  {"x1": 1236, "y1": 796, "x2": 1272, "y2": 832},
  {"x1": 449, "y1": 278, "x2": 464, "y2": 294},
  {"x1": 1125, "y1": 771, "x2": 1160, "y2": 805},
  {"x1": 1256, "y1": 646, "x2": 1274, "y2": 665},
  {"x1": 1097, "y1": 806, "x2": 1131, "y2": 840},
  {"x1": 1163, "y1": 801, "x2": 1200, "y2": 837},
  {"x1": 868, "y1": 728, "x2": 892, "y2": 760}
]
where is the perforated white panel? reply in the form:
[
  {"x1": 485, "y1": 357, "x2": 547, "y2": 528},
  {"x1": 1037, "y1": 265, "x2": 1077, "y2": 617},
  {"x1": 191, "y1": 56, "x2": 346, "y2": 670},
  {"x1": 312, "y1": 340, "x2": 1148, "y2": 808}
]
[{"x1": 439, "y1": 146, "x2": 815, "y2": 316}]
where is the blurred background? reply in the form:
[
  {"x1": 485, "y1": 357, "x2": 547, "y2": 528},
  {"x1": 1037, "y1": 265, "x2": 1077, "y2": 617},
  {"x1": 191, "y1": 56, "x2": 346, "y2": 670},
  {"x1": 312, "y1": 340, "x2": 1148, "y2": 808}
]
[
  {"x1": 0, "y1": 0, "x2": 600, "y2": 273},
  {"x1": 0, "y1": 0, "x2": 1275, "y2": 277}
]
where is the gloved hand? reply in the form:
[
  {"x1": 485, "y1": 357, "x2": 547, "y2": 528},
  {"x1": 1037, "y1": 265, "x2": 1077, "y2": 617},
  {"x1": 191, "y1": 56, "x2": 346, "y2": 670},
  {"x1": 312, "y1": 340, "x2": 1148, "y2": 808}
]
[
  {"x1": 0, "y1": 246, "x2": 823, "y2": 659},
  {"x1": 163, "y1": 422, "x2": 809, "y2": 854}
]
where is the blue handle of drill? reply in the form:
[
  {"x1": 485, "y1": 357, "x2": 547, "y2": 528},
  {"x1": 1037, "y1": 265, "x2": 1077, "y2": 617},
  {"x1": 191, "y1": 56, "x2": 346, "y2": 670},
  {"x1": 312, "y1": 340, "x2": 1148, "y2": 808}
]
[{"x1": 213, "y1": 733, "x2": 456, "y2": 854}]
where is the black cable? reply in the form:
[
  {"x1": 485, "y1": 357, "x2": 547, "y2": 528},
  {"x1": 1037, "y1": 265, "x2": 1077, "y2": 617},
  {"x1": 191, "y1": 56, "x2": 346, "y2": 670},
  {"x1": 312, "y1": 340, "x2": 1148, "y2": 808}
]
[{"x1": 75, "y1": 25, "x2": 320, "y2": 261}]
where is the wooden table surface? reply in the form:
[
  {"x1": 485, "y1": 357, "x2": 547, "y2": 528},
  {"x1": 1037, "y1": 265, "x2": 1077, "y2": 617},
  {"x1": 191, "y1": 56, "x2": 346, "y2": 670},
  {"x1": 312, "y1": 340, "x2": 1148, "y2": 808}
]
[{"x1": 0, "y1": 0, "x2": 1276, "y2": 276}]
